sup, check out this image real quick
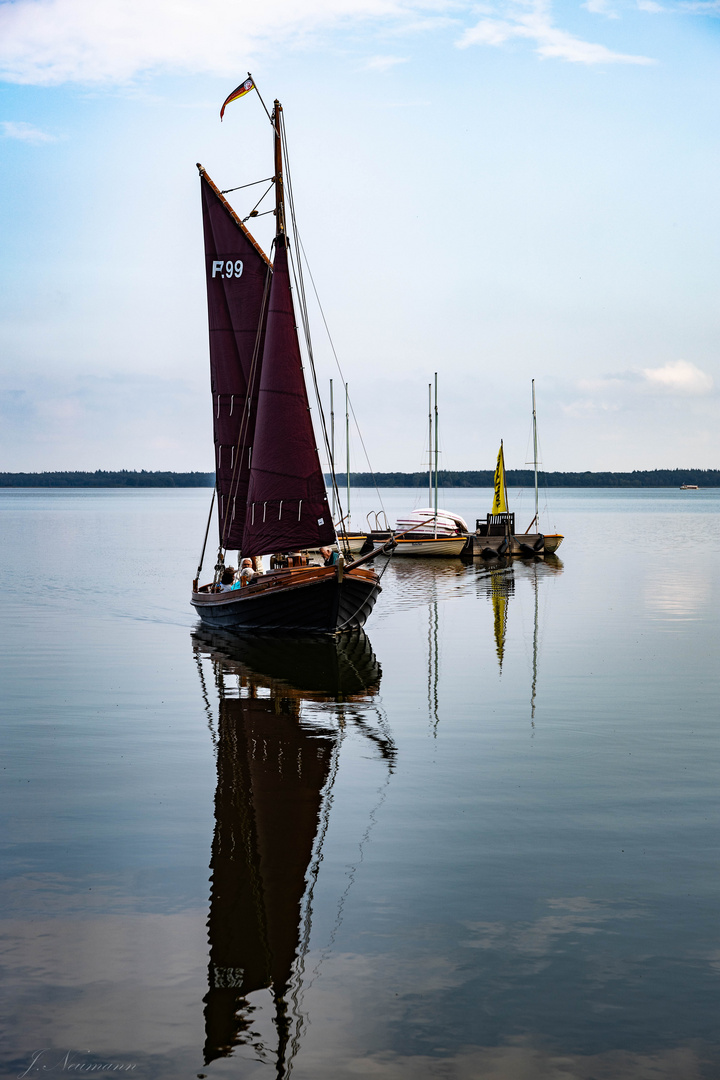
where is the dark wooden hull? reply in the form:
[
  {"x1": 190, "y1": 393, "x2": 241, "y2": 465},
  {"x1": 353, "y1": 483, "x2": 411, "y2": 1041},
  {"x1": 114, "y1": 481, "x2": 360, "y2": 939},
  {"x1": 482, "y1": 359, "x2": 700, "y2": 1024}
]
[{"x1": 191, "y1": 565, "x2": 380, "y2": 634}]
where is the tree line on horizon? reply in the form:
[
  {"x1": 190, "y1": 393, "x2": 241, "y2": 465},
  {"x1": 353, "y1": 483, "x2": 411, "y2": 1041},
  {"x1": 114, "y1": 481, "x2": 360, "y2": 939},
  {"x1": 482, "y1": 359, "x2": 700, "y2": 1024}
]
[{"x1": 1, "y1": 468, "x2": 719, "y2": 487}]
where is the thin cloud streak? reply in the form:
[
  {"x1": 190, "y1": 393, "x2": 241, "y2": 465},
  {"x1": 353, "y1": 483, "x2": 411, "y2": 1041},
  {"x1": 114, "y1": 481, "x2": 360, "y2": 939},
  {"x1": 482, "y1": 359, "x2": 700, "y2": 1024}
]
[
  {"x1": 0, "y1": 0, "x2": 447, "y2": 85},
  {"x1": 458, "y1": 0, "x2": 656, "y2": 63},
  {"x1": 583, "y1": 0, "x2": 621, "y2": 19},
  {"x1": 1, "y1": 120, "x2": 57, "y2": 142},
  {"x1": 362, "y1": 54, "x2": 410, "y2": 69},
  {"x1": 0, "y1": 0, "x2": 661, "y2": 85}
]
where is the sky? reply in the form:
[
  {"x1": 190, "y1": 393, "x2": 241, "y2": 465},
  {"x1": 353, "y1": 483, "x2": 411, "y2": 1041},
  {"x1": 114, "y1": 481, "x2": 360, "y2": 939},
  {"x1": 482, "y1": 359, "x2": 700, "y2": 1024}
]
[{"x1": 0, "y1": 0, "x2": 719, "y2": 474}]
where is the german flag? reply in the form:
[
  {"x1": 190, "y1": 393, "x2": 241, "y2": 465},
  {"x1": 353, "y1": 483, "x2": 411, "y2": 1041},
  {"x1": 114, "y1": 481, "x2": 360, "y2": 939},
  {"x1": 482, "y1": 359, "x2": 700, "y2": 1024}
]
[{"x1": 220, "y1": 77, "x2": 255, "y2": 120}]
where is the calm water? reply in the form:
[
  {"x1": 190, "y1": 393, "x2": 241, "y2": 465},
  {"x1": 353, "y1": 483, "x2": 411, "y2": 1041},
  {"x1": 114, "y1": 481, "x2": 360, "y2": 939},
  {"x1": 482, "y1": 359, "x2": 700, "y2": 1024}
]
[{"x1": 1, "y1": 487, "x2": 719, "y2": 1080}]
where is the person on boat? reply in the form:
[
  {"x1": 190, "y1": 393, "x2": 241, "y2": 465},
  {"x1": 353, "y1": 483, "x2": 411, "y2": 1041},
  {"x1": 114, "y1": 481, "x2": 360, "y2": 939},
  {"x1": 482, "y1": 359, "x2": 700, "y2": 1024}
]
[
  {"x1": 238, "y1": 558, "x2": 255, "y2": 586},
  {"x1": 218, "y1": 567, "x2": 236, "y2": 592},
  {"x1": 320, "y1": 547, "x2": 339, "y2": 566}
]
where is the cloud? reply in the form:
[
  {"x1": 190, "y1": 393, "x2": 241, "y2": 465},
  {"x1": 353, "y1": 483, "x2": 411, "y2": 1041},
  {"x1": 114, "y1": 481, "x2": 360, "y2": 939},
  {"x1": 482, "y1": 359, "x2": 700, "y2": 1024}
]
[
  {"x1": 583, "y1": 0, "x2": 620, "y2": 19},
  {"x1": 679, "y1": 0, "x2": 720, "y2": 11},
  {"x1": 0, "y1": 0, "x2": 440, "y2": 85},
  {"x1": 642, "y1": 359, "x2": 714, "y2": 394},
  {"x1": 1, "y1": 120, "x2": 57, "y2": 143},
  {"x1": 0, "y1": 0, "x2": 660, "y2": 84},
  {"x1": 362, "y1": 54, "x2": 410, "y2": 70},
  {"x1": 636, "y1": 0, "x2": 665, "y2": 11},
  {"x1": 458, "y1": 0, "x2": 656, "y2": 64},
  {"x1": 561, "y1": 360, "x2": 715, "y2": 419}
]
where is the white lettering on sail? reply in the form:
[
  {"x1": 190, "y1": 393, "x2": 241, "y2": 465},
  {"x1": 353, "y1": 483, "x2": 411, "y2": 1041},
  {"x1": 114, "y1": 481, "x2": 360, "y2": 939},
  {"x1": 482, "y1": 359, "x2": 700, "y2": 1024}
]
[{"x1": 211, "y1": 260, "x2": 244, "y2": 279}]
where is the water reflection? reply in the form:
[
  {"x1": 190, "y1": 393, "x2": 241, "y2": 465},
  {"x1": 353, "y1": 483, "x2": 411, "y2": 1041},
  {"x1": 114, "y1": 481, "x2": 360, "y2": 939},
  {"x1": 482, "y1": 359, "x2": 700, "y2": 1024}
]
[
  {"x1": 191, "y1": 628, "x2": 394, "y2": 1075},
  {"x1": 410, "y1": 554, "x2": 563, "y2": 733},
  {"x1": 473, "y1": 555, "x2": 563, "y2": 685}
]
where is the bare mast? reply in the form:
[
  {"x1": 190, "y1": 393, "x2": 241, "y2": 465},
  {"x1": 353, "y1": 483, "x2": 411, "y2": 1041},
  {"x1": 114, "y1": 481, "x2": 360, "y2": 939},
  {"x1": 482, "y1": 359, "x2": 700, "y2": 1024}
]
[
  {"x1": 428, "y1": 383, "x2": 432, "y2": 507},
  {"x1": 433, "y1": 372, "x2": 439, "y2": 538},
  {"x1": 532, "y1": 379, "x2": 539, "y2": 531}
]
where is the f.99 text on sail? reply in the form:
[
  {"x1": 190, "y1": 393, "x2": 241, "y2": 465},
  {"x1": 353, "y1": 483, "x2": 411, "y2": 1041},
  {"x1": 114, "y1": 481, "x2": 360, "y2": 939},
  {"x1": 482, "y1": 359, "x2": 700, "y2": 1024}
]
[{"x1": 212, "y1": 260, "x2": 244, "y2": 278}]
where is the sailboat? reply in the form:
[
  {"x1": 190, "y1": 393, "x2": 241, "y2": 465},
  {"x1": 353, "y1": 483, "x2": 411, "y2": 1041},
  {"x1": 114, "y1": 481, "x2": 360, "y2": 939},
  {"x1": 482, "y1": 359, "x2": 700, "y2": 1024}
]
[
  {"x1": 524, "y1": 380, "x2": 563, "y2": 553},
  {"x1": 471, "y1": 385, "x2": 563, "y2": 556},
  {"x1": 192, "y1": 627, "x2": 393, "y2": 1073},
  {"x1": 191, "y1": 99, "x2": 390, "y2": 632},
  {"x1": 391, "y1": 374, "x2": 469, "y2": 557}
]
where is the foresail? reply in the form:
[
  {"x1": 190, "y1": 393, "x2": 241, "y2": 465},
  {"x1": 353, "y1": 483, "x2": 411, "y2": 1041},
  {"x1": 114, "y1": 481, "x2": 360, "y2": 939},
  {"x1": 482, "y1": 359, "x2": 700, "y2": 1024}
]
[
  {"x1": 199, "y1": 166, "x2": 272, "y2": 550},
  {"x1": 242, "y1": 240, "x2": 335, "y2": 557}
]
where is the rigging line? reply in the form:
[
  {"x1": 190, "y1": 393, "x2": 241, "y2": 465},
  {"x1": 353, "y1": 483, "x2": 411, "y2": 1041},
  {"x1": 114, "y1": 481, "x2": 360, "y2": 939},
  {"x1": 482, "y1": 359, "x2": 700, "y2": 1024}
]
[
  {"x1": 302, "y1": 735, "x2": 394, "y2": 1020},
  {"x1": 294, "y1": 228, "x2": 387, "y2": 521},
  {"x1": 279, "y1": 114, "x2": 348, "y2": 552},
  {"x1": 220, "y1": 175, "x2": 274, "y2": 194},
  {"x1": 286, "y1": 295, "x2": 347, "y2": 558},
  {"x1": 219, "y1": 258, "x2": 273, "y2": 551},
  {"x1": 286, "y1": 241, "x2": 346, "y2": 552},
  {"x1": 241, "y1": 180, "x2": 275, "y2": 222},
  {"x1": 287, "y1": 726, "x2": 346, "y2": 1073},
  {"x1": 247, "y1": 72, "x2": 275, "y2": 128},
  {"x1": 279, "y1": 112, "x2": 385, "y2": 534},
  {"x1": 192, "y1": 647, "x2": 218, "y2": 749},
  {"x1": 243, "y1": 207, "x2": 274, "y2": 221}
]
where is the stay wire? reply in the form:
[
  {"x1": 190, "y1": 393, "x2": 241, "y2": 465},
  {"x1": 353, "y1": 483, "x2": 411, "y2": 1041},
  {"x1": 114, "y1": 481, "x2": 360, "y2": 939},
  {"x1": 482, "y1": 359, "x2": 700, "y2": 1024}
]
[
  {"x1": 221, "y1": 175, "x2": 274, "y2": 194},
  {"x1": 241, "y1": 180, "x2": 274, "y2": 223},
  {"x1": 294, "y1": 231, "x2": 387, "y2": 524},
  {"x1": 280, "y1": 111, "x2": 349, "y2": 556},
  {"x1": 279, "y1": 111, "x2": 386, "y2": 534}
]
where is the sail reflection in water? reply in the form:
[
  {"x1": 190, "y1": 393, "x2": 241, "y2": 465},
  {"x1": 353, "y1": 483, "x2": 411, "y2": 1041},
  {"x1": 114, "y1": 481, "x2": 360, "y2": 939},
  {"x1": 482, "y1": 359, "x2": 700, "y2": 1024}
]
[
  {"x1": 191, "y1": 628, "x2": 394, "y2": 1072},
  {"x1": 474, "y1": 554, "x2": 564, "y2": 725}
]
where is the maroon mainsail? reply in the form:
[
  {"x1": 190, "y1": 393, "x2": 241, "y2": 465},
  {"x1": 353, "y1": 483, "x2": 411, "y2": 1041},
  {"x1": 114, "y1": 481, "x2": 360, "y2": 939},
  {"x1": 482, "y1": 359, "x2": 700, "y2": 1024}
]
[
  {"x1": 241, "y1": 239, "x2": 335, "y2": 557},
  {"x1": 199, "y1": 167, "x2": 272, "y2": 550}
]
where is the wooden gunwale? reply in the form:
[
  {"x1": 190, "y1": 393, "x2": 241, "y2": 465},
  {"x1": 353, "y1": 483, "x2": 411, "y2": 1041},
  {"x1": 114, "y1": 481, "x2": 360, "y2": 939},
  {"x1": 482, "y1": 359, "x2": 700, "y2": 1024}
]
[{"x1": 192, "y1": 564, "x2": 377, "y2": 605}]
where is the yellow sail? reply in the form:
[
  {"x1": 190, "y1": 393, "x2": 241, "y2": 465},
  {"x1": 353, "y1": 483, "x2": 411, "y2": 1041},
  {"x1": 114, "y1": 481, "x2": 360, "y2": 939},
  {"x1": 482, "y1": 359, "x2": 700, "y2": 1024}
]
[{"x1": 491, "y1": 442, "x2": 507, "y2": 514}]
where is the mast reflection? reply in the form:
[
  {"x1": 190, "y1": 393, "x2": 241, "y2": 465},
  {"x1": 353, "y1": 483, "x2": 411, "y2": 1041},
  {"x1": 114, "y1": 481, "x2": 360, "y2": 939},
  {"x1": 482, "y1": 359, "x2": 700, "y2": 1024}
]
[
  {"x1": 475, "y1": 553, "x2": 564, "y2": 718},
  {"x1": 192, "y1": 627, "x2": 393, "y2": 1074}
]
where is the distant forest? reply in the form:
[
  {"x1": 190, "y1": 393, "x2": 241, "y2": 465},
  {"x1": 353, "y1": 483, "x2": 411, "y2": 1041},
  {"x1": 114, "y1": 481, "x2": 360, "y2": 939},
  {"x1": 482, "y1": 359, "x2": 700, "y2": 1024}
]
[
  {"x1": 0, "y1": 471, "x2": 214, "y2": 487},
  {"x1": 1, "y1": 468, "x2": 719, "y2": 488},
  {"x1": 334, "y1": 469, "x2": 720, "y2": 488}
]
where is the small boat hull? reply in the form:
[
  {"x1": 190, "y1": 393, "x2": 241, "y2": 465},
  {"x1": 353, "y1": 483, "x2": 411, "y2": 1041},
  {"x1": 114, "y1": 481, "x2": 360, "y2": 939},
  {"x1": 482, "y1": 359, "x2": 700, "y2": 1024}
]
[
  {"x1": 390, "y1": 536, "x2": 469, "y2": 557},
  {"x1": 336, "y1": 533, "x2": 372, "y2": 554},
  {"x1": 543, "y1": 534, "x2": 564, "y2": 552},
  {"x1": 191, "y1": 565, "x2": 380, "y2": 634}
]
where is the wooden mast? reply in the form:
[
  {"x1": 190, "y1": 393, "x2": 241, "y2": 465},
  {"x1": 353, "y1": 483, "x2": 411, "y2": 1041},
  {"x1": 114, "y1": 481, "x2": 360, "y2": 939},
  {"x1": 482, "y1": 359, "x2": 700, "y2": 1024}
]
[{"x1": 273, "y1": 100, "x2": 286, "y2": 239}]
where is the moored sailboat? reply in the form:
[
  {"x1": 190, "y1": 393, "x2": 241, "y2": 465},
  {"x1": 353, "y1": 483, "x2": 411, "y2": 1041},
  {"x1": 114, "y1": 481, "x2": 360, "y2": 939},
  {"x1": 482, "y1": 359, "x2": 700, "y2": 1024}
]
[
  {"x1": 525, "y1": 380, "x2": 563, "y2": 553},
  {"x1": 392, "y1": 374, "x2": 469, "y2": 557},
  {"x1": 191, "y1": 97, "x2": 389, "y2": 632},
  {"x1": 471, "y1": 385, "x2": 563, "y2": 557}
]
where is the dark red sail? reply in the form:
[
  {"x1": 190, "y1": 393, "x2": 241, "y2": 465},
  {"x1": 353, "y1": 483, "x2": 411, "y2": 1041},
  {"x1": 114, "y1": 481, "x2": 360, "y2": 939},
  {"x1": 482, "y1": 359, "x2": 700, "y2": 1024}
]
[
  {"x1": 199, "y1": 166, "x2": 272, "y2": 550},
  {"x1": 242, "y1": 240, "x2": 335, "y2": 557}
]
